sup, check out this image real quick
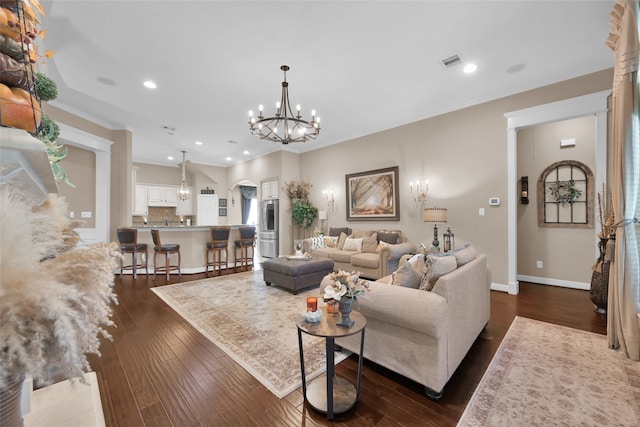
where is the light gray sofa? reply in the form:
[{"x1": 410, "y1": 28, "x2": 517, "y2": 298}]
[
  {"x1": 335, "y1": 252, "x2": 491, "y2": 399},
  {"x1": 302, "y1": 229, "x2": 417, "y2": 280}
]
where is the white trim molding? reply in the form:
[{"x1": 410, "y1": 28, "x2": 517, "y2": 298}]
[
  {"x1": 517, "y1": 275, "x2": 590, "y2": 291},
  {"x1": 505, "y1": 90, "x2": 610, "y2": 295},
  {"x1": 57, "y1": 122, "x2": 113, "y2": 244}
]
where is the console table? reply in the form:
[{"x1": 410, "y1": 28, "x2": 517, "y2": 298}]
[{"x1": 296, "y1": 310, "x2": 366, "y2": 420}]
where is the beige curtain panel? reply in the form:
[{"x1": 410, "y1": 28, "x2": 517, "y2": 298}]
[{"x1": 605, "y1": 0, "x2": 640, "y2": 361}]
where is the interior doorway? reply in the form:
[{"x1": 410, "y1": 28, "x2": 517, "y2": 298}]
[
  {"x1": 516, "y1": 117, "x2": 597, "y2": 290},
  {"x1": 504, "y1": 90, "x2": 610, "y2": 295}
]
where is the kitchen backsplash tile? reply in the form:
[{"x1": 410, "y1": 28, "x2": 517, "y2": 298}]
[{"x1": 132, "y1": 207, "x2": 193, "y2": 227}]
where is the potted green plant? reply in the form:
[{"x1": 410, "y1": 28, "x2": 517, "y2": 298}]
[{"x1": 292, "y1": 200, "x2": 318, "y2": 230}]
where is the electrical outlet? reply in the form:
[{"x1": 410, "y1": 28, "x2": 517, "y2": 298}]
[
  {"x1": 69, "y1": 211, "x2": 74, "y2": 218},
  {"x1": 478, "y1": 208, "x2": 485, "y2": 216},
  {"x1": 81, "y1": 211, "x2": 92, "y2": 218},
  {"x1": 536, "y1": 260, "x2": 543, "y2": 269}
]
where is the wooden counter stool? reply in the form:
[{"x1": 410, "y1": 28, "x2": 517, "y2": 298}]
[
  {"x1": 117, "y1": 227, "x2": 148, "y2": 279},
  {"x1": 150, "y1": 229, "x2": 181, "y2": 281},
  {"x1": 206, "y1": 226, "x2": 231, "y2": 276},
  {"x1": 234, "y1": 226, "x2": 256, "y2": 272}
]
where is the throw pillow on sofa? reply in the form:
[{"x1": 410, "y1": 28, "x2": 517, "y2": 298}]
[
  {"x1": 324, "y1": 236, "x2": 338, "y2": 248},
  {"x1": 330, "y1": 227, "x2": 351, "y2": 237},
  {"x1": 452, "y1": 244, "x2": 476, "y2": 267},
  {"x1": 343, "y1": 237, "x2": 363, "y2": 252},
  {"x1": 421, "y1": 253, "x2": 457, "y2": 291},
  {"x1": 362, "y1": 232, "x2": 378, "y2": 253},
  {"x1": 378, "y1": 230, "x2": 402, "y2": 244},
  {"x1": 391, "y1": 262, "x2": 422, "y2": 288},
  {"x1": 406, "y1": 253, "x2": 427, "y2": 275},
  {"x1": 337, "y1": 232, "x2": 348, "y2": 249},
  {"x1": 310, "y1": 236, "x2": 326, "y2": 249}
]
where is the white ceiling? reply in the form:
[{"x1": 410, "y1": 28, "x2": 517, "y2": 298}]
[{"x1": 40, "y1": 1, "x2": 614, "y2": 168}]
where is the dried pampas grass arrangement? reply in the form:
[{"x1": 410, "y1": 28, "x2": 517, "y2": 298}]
[{"x1": 0, "y1": 190, "x2": 119, "y2": 388}]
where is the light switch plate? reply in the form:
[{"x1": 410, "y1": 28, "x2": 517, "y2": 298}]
[
  {"x1": 489, "y1": 197, "x2": 500, "y2": 206},
  {"x1": 81, "y1": 211, "x2": 92, "y2": 218}
]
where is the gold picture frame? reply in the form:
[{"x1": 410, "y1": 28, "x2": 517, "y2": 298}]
[{"x1": 346, "y1": 166, "x2": 400, "y2": 221}]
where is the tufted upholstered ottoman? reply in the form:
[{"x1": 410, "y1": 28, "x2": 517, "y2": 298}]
[{"x1": 263, "y1": 257, "x2": 335, "y2": 294}]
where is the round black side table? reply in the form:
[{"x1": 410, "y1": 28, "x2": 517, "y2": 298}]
[{"x1": 296, "y1": 310, "x2": 366, "y2": 420}]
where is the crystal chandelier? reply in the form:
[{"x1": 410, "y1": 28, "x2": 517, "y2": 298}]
[
  {"x1": 177, "y1": 151, "x2": 191, "y2": 201},
  {"x1": 248, "y1": 65, "x2": 320, "y2": 144}
]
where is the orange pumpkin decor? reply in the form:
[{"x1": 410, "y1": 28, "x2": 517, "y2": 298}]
[
  {"x1": 0, "y1": 82, "x2": 41, "y2": 131},
  {"x1": 0, "y1": 0, "x2": 47, "y2": 133}
]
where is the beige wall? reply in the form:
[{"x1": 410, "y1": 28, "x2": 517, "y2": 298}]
[
  {"x1": 57, "y1": 145, "x2": 96, "y2": 228},
  {"x1": 134, "y1": 162, "x2": 182, "y2": 185},
  {"x1": 44, "y1": 69, "x2": 613, "y2": 286},
  {"x1": 297, "y1": 69, "x2": 612, "y2": 286},
  {"x1": 517, "y1": 117, "x2": 596, "y2": 283}
]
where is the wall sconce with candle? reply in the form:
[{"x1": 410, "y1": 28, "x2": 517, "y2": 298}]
[
  {"x1": 323, "y1": 188, "x2": 336, "y2": 215},
  {"x1": 410, "y1": 179, "x2": 428, "y2": 206},
  {"x1": 520, "y1": 176, "x2": 529, "y2": 204}
]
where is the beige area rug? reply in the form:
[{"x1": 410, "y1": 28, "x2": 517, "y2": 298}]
[
  {"x1": 151, "y1": 271, "x2": 348, "y2": 399},
  {"x1": 458, "y1": 316, "x2": 640, "y2": 427}
]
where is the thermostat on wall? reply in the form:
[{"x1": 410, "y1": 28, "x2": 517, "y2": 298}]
[{"x1": 489, "y1": 197, "x2": 501, "y2": 206}]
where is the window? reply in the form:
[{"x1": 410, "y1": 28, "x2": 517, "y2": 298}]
[{"x1": 537, "y1": 160, "x2": 594, "y2": 228}]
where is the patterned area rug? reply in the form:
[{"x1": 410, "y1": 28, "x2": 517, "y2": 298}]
[
  {"x1": 151, "y1": 271, "x2": 348, "y2": 399},
  {"x1": 458, "y1": 316, "x2": 640, "y2": 426}
]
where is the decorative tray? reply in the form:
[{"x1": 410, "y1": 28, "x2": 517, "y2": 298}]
[{"x1": 286, "y1": 255, "x2": 312, "y2": 261}]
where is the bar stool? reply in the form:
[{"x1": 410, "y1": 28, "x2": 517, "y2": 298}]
[
  {"x1": 234, "y1": 226, "x2": 256, "y2": 272},
  {"x1": 205, "y1": 226, "x2": 231, "y2": 276},
  {"x1": 117, "y1": 227, "x2": 148, "y2": 279},
  {"x1": 150, "y1": 229, "x2": 181, "y2": 281}
]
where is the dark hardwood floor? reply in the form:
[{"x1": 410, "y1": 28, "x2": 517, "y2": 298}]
[{"x1": 89, "y1": 267, "x2": 607, "y2": 426}]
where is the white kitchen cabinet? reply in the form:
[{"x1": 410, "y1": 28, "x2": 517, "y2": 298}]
[
  {"x1": 133, "y1": 185, "x2": 148, "y2": 216},
  {"x1": 261, "y1": 179, "x2": 279, "y2": 200},
  {"x1": 147, "y1": 185, "x2": 178, "y2": 207},
  {"x1": 175, "y1": 187, "x2": 193, "y2": 215}
]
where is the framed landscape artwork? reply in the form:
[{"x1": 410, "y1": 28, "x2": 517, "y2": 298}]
[{"x1": 346, "y1": 166, "x2": 400, "y2": 221}]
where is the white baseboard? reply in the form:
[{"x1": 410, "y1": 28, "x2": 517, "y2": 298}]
[
  {"x1": 491, "y1": 282, "x2": 510, "y2": 293},
  {"x1": 516, "y1": 274, "x2": 590, "y2": 290}
]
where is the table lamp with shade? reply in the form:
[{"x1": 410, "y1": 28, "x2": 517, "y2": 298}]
[
  {"x1": 318, "y1": 210, "x2": 327, "y2": 234},
  {"x1": 423, "y1": 207, "x2": 448, "y2": 251}
]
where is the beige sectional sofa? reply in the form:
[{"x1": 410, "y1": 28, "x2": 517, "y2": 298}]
[
  {"x1": 334, "y1": 247, "x2": 491, "y2": 399},
  {"x1": 302, "y1": 227, "x2": 417, "y2": 280}
]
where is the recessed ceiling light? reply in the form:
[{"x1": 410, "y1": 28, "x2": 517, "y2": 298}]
[
  {"x1": 167, "y1": 156, "x2": 174, "y2": 160},
  {"x1": 243, "y1": 150, "x2": 250, "y2": 155},
  {"x1": 463, "y1": 63, "x2": 478, "y2": 74},
  {"x1": 195, "y1": 141, "x2": 203, "y2": 145},
  {"x1": 143, "y1": 80, "x2": 157, "y2": 89},
  {"x1": 225, "y1": 157, "x2": 232, "y2": 161}
]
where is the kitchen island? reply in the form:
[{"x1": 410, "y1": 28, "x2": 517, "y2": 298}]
[{"x1": 132, "y1": 225, "x2": 252, "y2": 275}]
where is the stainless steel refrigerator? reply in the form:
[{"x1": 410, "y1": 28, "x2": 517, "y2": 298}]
[{"x1": 259, "y1": 199, "x2": 279, "y2": 258}]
